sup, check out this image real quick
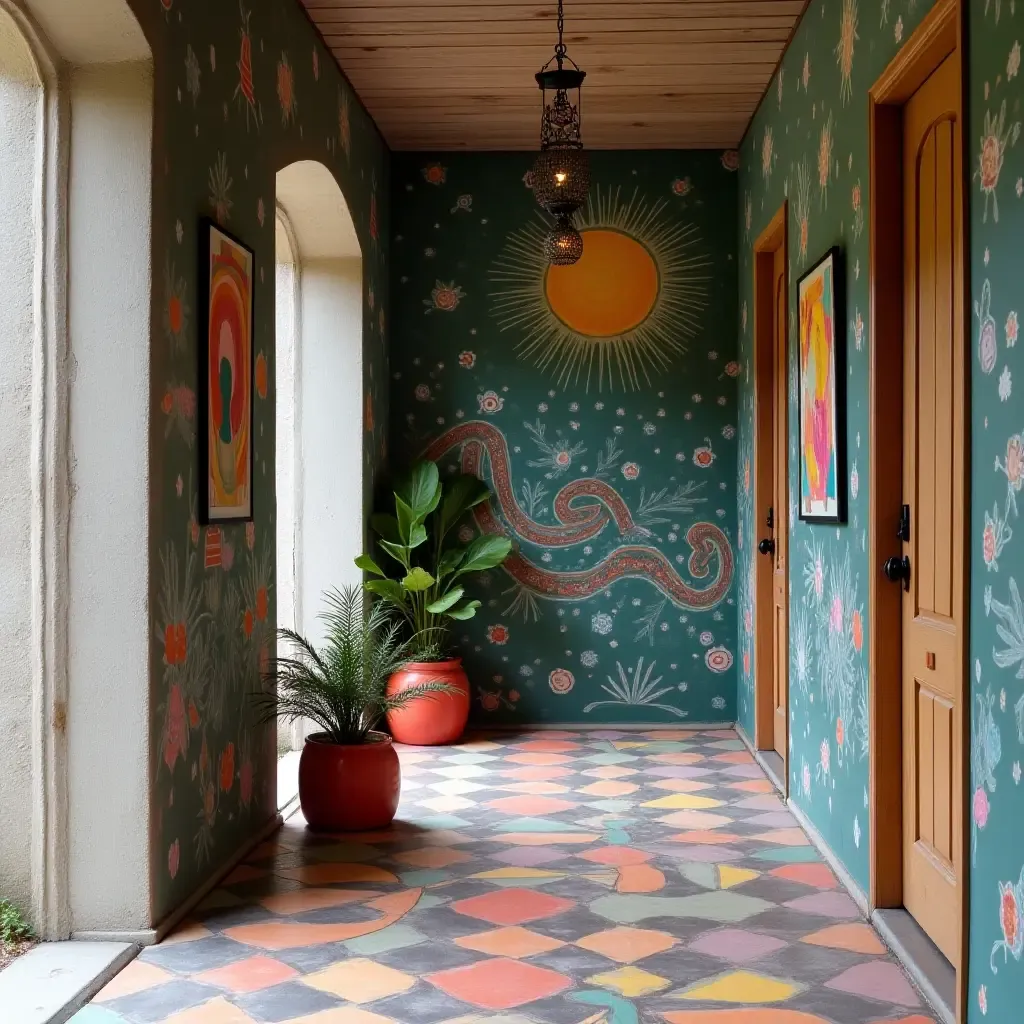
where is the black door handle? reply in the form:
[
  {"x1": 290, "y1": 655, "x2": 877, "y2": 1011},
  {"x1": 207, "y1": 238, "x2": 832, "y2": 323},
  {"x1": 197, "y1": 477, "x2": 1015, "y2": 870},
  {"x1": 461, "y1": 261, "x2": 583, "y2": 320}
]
[
  {"x1": 883, "y1": 555, "x2": 911, "y2": 591},
  {"x1": 758, "y1": 538, "x2": 775, "y2": 556}
]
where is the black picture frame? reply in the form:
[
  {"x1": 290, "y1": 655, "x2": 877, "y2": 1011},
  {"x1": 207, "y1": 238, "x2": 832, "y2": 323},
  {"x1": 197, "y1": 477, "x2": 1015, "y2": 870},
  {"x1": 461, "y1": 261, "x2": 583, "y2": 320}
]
[
  {"x1": 197, "y1": 218, "x2": 256, "y2": 525},
  {"x1": 796, "y1": 245, "x2": 847, "y2": 525}
]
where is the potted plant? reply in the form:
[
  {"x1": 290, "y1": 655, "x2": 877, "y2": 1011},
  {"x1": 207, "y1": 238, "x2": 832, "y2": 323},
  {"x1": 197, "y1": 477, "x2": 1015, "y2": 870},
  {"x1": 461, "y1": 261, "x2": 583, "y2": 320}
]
[
  {"x1": 257, "y1": 584, "x2": 456, "y2": 831},
  {"x1": 356, "y1": 460, "x2": 512, "y2": 745}
]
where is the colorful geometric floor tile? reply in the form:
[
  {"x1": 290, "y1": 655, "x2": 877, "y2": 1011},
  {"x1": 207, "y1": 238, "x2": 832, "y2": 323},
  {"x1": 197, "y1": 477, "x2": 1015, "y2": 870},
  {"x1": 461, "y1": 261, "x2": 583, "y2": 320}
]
[{"x1": 79, "y1": 729, "x2": 935, "y2": 1023}]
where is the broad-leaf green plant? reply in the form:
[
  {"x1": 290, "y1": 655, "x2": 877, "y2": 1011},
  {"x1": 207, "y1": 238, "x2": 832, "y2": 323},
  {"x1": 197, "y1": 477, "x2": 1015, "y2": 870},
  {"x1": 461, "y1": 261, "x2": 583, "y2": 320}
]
[
  {"x1": 356, "y1": 461, "x2": 513, "y2": 660},
  {"x1": 255, "y1": 585, "x2": 457, "y2": 745}
]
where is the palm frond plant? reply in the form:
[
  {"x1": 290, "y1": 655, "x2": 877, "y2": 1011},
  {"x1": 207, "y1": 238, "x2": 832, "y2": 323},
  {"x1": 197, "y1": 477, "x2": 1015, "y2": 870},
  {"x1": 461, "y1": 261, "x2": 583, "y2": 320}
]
[
  {"x1": 356, "y1": 460, "x2": 513, "y2": 661},
  {"x1": 255, "y1": 585, "x2": 458, "y2": 745}
]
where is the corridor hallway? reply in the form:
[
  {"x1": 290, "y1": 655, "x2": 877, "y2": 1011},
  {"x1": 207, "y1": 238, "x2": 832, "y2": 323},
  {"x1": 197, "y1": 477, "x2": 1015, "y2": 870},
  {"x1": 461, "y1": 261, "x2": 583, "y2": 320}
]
[{"x1": 77, "y1": 730, "x2": 934, "y2": 1024}]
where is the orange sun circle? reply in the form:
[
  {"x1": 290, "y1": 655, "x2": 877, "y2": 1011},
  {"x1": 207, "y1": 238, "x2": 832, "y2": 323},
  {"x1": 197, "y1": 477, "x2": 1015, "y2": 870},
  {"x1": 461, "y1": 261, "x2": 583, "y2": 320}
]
[{"x1": 544, "y1": 228, "x2": 659, "y2": 338}]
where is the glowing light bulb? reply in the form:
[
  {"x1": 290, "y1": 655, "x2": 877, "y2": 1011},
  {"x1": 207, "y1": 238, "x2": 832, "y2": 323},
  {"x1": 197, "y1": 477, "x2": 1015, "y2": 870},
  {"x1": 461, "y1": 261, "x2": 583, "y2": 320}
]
[{"x1": 555, "y1": 171, "x2": 567, "y2": 184}]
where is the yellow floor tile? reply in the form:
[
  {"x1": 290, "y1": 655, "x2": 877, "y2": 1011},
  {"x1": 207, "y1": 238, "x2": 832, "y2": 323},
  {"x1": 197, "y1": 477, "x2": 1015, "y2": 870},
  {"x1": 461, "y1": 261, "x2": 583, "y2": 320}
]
[
  {"x1": 587, "y1": 965, "x2": 671, "y2": 997},
  {"x1": 675, "y1": 971, "x2": 803, "y2": 1004},
  {"x1": 642, "y1": 794, "x2": 724, "y2": 809}
]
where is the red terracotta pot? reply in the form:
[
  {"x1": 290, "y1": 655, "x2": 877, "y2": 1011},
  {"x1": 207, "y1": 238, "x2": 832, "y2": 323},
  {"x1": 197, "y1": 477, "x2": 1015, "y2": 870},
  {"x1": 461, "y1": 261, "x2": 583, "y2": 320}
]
[
  {"x1": 298, "y1": 731, "x2": 400, "y2": 832},
  {"x1": 386, "y1": 659, "x2": 470, "y2": 746}
]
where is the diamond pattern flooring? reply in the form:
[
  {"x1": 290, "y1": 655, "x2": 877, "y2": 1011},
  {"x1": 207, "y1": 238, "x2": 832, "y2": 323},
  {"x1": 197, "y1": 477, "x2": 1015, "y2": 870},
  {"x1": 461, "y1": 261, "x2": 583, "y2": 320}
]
[{"x1": 73, "y1": 729, "x2": 934, "y2": 1023}]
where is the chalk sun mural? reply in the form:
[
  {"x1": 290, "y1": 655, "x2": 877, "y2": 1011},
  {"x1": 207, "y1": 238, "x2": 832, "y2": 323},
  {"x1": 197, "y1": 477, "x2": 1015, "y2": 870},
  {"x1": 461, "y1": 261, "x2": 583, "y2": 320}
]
[{"x1": 489, "y1": 185, "x2": 711, "y2": 392}]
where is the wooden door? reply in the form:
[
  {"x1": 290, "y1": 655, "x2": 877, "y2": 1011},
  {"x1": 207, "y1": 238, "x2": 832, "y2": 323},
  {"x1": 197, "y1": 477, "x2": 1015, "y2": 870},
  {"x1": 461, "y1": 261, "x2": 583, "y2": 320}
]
[
  {"x1": 771, "y1": 246, "x2": 788, "y2": 759},
  {"x1": 900, "y1": 51, "x2": 962, "y2": 967}
]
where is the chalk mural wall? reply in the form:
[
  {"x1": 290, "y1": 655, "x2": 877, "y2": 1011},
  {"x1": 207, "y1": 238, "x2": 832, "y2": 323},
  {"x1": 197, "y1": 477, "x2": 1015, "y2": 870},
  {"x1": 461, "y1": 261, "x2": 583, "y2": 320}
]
[
  {"x1": 968, "y1": 4, "x2": 1024, "y2": 1022},
  {"x1": 740, "y1": 2, "x2": 1024, "y2": 1018},
  {"x1": 389, "y1": 152, "x2": 739, "y2": 725},
  {"x1": 737, "y1": 0, "x2": 938, "y2": 894},
  {"x1": 122, "y1": 0, "x2": 389, "y2": 922}
]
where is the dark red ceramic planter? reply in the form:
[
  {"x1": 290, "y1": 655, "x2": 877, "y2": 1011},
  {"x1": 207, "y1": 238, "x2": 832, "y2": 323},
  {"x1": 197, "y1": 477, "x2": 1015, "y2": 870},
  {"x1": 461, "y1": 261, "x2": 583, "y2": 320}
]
[
  {"x1": 386, "y1": 659, "x2": 470, "y2": 746},
  {"x1": 298, "y1": 731, "x2": 400, "y2": 832}
]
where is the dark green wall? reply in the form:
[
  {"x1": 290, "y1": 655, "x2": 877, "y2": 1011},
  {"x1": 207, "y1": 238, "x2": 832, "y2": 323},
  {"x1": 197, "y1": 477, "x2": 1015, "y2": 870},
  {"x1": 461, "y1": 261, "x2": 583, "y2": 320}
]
[
  {"x1": 128, "y1": 0, "x2": 389, "y2": 922},
  {"x1": 389, "y1": 152, "x2": 739, "y2": 726},
  {"x1": 739, "y1": 0, "x2": 1024, "y2": 1018}
]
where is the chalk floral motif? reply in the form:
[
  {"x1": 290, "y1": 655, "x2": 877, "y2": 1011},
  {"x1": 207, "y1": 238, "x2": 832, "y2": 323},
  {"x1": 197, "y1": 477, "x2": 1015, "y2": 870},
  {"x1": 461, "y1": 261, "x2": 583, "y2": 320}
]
[
  {"x1": 976, "y1": 100, "x2": 1020, "y2": 223},
  {"x1": 424, "y1": 280, "x2": 465, "y2": 313},
  {"x1": 584, "y1": 659, "x2": 685, "y2": 717}
]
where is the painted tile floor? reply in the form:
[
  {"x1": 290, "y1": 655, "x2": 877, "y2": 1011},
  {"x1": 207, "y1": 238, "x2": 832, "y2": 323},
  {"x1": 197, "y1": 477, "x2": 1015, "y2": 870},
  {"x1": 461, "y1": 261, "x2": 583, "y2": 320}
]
[{"x1": 74, "y1": 729, "x2": 936, "y2": 1024}]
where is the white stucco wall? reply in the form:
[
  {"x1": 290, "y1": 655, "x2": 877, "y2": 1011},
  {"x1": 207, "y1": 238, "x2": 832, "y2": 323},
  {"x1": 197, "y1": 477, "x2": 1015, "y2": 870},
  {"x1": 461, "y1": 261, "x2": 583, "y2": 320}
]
[
  {"x1": 0, "y1": 8, "x2": 44, "y2": 919},
  {"x1": 275, "y1": 217, "x2": 298, "y2": 639},
  {"x1": 276, "y1": 162, "x2": 363, "y2": 693},
  {"x1": 297, "y1": 258, "x2": 364, "y2": 646},
  {"x1": 66, "y1": 59, "x2": 153, "y2": 932}
]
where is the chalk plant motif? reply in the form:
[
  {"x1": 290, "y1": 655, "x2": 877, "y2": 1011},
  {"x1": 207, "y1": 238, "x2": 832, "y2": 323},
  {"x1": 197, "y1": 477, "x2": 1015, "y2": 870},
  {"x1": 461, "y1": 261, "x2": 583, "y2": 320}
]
[
  {"x1": 633, "y1": 598, "x2": 668, "y2": 644},
  {"x1": 584, "y1": 658, "x2": 686, "y2": 717},
  {"x1": 990, "y1": 577, "x2": 1024, "y2": 741},
  {"x1": 185, "y1": 44, "x2": 202, "y2": 104},
  {"x1": 594, "y1": 436, "x2": 624, "y2": 479},
  {"x1": 520, "y1": 479, "x2": 549, "y2": 519},
  {"x1": 835, "y1": 0, "x2": 859, "y2": 105},
  {"x1": 762, "y1": 126, "x2": 774, "y2": 182},
  {"x1": 525, "y1": 419, "x2": 586, "y2": 478},
  {"x1": 971, "y1": 685, "x2": 1002, "y2": 863},
  {"x1": 503, "y1": 583, "x2": 543, "y2": 623},
  {"x1": 209, "y1": 152, "x2": 234, "y2": 223},
  {"x1": 818, "y1": 111, "x2": 835, "y2": 209},
  {"x1": 634, "y1": 481, "x2": 707, "y2": 527},
  {"x1": 800, "y1": 542, "x2": 865, "y2": 763},
  {"x1": 795, "y1": 159, "x2": 813, "y2": 260}
]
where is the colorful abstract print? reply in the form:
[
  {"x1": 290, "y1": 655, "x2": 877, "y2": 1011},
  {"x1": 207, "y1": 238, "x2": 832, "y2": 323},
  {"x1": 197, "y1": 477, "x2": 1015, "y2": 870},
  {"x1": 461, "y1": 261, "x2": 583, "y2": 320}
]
[{"x1": 391, "y1": 151, "x2": 740, "y2": 726}]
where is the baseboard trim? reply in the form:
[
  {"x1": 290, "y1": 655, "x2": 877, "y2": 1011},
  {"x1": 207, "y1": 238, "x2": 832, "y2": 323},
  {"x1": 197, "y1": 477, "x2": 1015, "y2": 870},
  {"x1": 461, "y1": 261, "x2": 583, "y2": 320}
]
[
  {"x1": 145, "y1": 810, "x2": 283, "y2": 945},
  {"x1": 72, "y1": 929, "x2": 156, "y2": 945},
  {"x1": 734, "y1": 724, "x2": 787, "y2": 796},
  {"x1": 785, "y1": 796, "x2": 871, "y2": 918},
  {"x1": 872, "y1": 908, "x2": 956, "y2": 1024},
  {"x1": 473, "y1": 721, "x2": 736, "y2": 733}
]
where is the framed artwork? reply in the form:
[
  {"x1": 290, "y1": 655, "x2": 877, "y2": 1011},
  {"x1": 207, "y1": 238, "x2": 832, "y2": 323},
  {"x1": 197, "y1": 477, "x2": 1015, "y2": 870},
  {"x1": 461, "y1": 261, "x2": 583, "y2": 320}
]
[
  {"x1": 199, "y1": 219, "x2": 255, "y2": 524},
  {"x1": 797, "y1": 246, "x2": 846, "y2": 524}
]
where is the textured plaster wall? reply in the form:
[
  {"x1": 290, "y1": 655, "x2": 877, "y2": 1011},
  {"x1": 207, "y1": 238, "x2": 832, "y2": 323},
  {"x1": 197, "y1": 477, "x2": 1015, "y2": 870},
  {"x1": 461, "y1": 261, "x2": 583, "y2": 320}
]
[
  {"x1": 297, "y1": 258, "x2": 364, "y2": 649},
  {"x1": 67, "y1": 60, "x2": 153, "y2": 932},
  {"x1": 0, "y1": 7, "x2": 44, "y2": 919}
]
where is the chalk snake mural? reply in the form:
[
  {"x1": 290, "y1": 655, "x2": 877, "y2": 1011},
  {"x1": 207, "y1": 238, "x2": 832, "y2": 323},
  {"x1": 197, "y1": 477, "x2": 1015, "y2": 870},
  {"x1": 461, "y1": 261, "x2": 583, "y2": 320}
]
[{"x1": 425, "y1": 420, "x2": 733, "y2": 610}]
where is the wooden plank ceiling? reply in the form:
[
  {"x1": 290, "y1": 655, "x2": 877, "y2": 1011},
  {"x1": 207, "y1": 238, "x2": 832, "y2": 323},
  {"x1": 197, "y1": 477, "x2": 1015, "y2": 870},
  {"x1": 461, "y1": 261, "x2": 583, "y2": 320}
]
[{"x1": 300, "y1": 0, "x2": 805, "y2": 150}]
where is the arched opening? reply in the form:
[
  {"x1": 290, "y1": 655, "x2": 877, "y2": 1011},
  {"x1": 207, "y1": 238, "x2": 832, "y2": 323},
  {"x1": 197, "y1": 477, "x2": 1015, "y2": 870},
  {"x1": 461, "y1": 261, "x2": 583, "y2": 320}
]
[
  {"x1": 0, "y1": 0, "x2": 152, "y2": 939},
  {"x1": 274, "y1": 161, "x2": 363, "y2": 805}
]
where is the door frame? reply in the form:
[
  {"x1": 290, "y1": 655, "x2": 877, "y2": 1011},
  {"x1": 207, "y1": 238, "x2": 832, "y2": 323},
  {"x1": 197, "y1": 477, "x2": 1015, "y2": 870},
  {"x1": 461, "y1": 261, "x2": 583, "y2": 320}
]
[
  {"x1": 752, "y1": 201, "x2": 788, "y2": 784},
  {"x1": 867, "y1": 0, "x2": 969, "y2": 1016}
]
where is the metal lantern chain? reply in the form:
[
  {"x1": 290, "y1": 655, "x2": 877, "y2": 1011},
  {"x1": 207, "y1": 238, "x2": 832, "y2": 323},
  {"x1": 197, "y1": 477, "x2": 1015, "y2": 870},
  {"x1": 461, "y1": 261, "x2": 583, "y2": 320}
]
[{"x1": 532, "y1": 0, "x2": 589, "y2": 264}]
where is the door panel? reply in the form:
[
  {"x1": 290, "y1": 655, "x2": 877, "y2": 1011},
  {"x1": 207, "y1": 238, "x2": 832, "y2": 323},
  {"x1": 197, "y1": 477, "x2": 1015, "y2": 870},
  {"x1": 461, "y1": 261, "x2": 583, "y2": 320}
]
[
  {"x1": 901, "y1": 52, "x2": 961, "y2": 967},
  {"x1": 772, "y1": 246, "x2": 788, "y2": 760}
]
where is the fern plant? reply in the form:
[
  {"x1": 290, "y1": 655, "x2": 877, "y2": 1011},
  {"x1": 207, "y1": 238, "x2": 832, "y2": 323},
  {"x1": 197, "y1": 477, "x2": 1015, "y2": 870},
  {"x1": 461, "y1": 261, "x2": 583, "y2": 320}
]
[{"x1": 256, "y1": 585, "x2": 456, "y2": 745}]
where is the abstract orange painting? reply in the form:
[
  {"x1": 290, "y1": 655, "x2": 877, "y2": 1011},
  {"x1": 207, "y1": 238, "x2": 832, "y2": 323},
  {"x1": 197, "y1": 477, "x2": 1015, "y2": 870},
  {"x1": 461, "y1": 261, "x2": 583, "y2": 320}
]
[
  {"x1": 797, "y1": 247, "x2": 845, "y2": 523},
  {"x1": 200, "y1": 221, "x2": 254, "y2": 522}
]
